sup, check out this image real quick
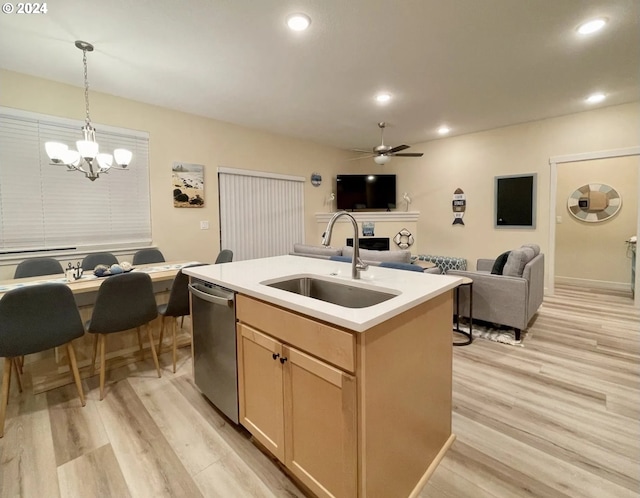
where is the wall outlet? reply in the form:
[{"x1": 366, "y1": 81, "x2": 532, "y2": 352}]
[
  {"x1": 556, "y1": 216, "x2": 562, "y2": 224},
  {"x1": 200, "y1": 221, "x2": 209, "y2": 230}
]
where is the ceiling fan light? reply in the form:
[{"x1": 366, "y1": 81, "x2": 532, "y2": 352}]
[
  {"x1": 45, "y1": 142, "x2": 68, "y2": 163},
  {"x1": 114, "y1": 148, "x2": 133, "y2": 167},
  {"x1": 374, "y1": 155, "x2": 391, "y2": 165}
]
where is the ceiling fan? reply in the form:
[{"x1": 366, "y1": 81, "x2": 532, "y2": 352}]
[{"x1": 355, "y1": 122, "x2": 424, "y2": 164}]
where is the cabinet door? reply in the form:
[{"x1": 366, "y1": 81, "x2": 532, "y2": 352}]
[
  {"x1": 237, "y1": 324, "x2": 285, "y2": 462},
  {"x1": 283, "y1": 346, "x2": 357, "y2": 498}
]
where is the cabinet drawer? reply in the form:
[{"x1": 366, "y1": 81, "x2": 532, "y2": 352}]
[{"x1": 236, "y1": 294, "x2": 355, "y2": 373}]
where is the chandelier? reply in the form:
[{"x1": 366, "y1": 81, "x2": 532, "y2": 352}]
[{"x1": 45, "y1": 41, "x2": 132, "y2": 181}]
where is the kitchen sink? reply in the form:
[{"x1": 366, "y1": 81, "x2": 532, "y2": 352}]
[{"x1": 262, "y1": 276, "x2": 398, "y2": 308}]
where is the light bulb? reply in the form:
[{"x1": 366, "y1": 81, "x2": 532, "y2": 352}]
[
  {"x1": 114, "y1": 148, "x2": 133, "y2": 167},
  {"x1": 97, "y1": 153, "x2": 113, "y2": 170},
  {"x1": 374, "y1": 155, "x2": 391, "y2": 165},
  {"x1": 45, "y1": 142, "x2": 68, "y2": 163},
  {"x1": 76, "y1": 139, "x2": 98, "y2": 159},
  {"x1": 286, "y1": 13, "x2": 311, "y2": 31}
]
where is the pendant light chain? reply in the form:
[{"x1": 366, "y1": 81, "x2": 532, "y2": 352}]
[{"x1": 83, "y1": 48, "x2": 91, "y2": 126}]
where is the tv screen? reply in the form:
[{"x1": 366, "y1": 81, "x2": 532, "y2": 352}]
[{"x1": 336, "y1": 174, "x2": 396, "y2": 210}]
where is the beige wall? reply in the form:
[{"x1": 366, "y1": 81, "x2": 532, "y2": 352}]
[
  {"x1": 555, "y1": 156, "x2": 638, "y2": 287},
  {"x1": 2, "y1": 69, "x2": 639, "y2": 288},
  {"x1": 0, "y1": 69, "x2": 354, "y2": 279},
  {"x1": 353, "y1": 102, "x2": 640, "y2": 288}
]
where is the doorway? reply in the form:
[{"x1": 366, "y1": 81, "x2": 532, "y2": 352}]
[{"x1": 548, "y1": 146, "x2": 640, "y2": 307}]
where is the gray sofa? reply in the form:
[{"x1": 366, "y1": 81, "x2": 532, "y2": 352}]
[{"x1": 447, "y1": 244, "x2": 544, "y2": 341}]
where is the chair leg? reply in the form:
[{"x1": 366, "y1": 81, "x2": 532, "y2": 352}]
[
  {"x1": 514, "y1": 329, "x2": 521, "y2": 342},
  {"x1": 11, "y1": 358, "x2": 22, "y2": 393},
  {"x1": 180, "y1": 316, "x2": 185, "y2": 329},
  {"x1": 158, "y1": 315, "x2": 166, "y2": 356},
  {"x1": 99, "y1": 334, "x2": 107, "y2": 401},
  {"x1": 137, "y1": 327, "x2": 145, "y2": 361},
  {"x1": 16, "y1": 355, "x2": 24, "y2": 374},
  {"x1": 172, "y1": 317, "x2": 178, "y2": 374},
  {"x1": 90, "y1": 334, "x2": 99, "y2": 376},
  {"x1": 0, "y1": 358, "x2": 12, "y2": 438},
  {"x1": 66, "y1": 343, "x2": 86, "y2": 407},
  {"x1": 146, "y1": 323, "x2": 161, "y2": 378}
]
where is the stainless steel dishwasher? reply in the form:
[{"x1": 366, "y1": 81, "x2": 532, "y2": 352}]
[{"x1": 188, "y1": 278, "x2": 238, "y2": 423}]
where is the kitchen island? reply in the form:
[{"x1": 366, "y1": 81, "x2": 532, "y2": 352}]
[{"x1": 184, "y1": 255, "x2": 462, "y2": 498}]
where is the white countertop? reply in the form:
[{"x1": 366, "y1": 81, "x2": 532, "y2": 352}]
[{"x1": 184, "y1": 255, "x2": 462, "y2": 332}]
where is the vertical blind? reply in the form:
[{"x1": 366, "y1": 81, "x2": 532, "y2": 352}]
[
  {"x1": 219, "y1": 168, "x2": 305, "y2": 261},
  {"x1": 0, "y1": 108, "x2": 151, "y2": 254}
]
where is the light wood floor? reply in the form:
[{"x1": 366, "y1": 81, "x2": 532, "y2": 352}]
[{"x1": 1, "y1": 285, "x2": 638, "y2": 497}]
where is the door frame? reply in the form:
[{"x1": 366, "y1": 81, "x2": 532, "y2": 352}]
[{"x1": 548, "y1": 146, "x2": 640, "y2": 307}]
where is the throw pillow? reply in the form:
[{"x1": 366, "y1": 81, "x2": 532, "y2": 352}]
[
  {"x1": 341, "y1": 246, "x2": 412, "y2": 264},
  {"x1": 521, "y1": 243, "x2": 540, "y2": 257},
  {"x1": 503, "y1": 247, "x2": 535, "y2": 277},
  {"x1": 293, "y1": 243, "x2": 342, "y2": 257},
  {"x1": 491, "y1": 251, "x2": 511, "y2": 275}
]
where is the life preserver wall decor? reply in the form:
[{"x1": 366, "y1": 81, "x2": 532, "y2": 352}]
[
  {"x1": 393, "y1": 228, "x2": 414, "y2": 249},
  {"x1": 568, "y1": 183, "x2": 621, "y2": 222}
]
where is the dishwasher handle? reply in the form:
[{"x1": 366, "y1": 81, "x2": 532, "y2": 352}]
[{"x1": 189, "y1": 283, "x2": 234, "y2": 306}]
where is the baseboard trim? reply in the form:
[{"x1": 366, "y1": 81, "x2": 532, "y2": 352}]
[{"x1": 555, "y1": 276, "x2": 631, "y2": 292}]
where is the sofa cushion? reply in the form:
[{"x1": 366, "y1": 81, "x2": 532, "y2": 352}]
[
  {"x1": 293, "y1": 243, "x2": 342, "y2": 257},
  {"x1": 491, "y1": 251, "x2": 511, "y2": 275},
  {"x1": 341, "y1": 246, "x2": 411, "y2": 264},
  {"x1": 503, "y1": 247, "x2": 535, "y2": 277}
]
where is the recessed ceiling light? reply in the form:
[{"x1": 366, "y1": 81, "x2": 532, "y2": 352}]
[
  {"x1": 577, "y1": 18, "x2": 607, "y2": 35},
  {"x1": 585, "y1": 92, "x2": 606, "y2": 104},
  {"x1": 438, "y1": 126, "x2": 451, "y2": 135},
  {"x1": 375, "y1": 93, "x2": 391, "y2": 103},
  {"x1": 286, "y1": 13, "x2": 311, "y2": 31}
]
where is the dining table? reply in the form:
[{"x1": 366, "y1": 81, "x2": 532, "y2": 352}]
[{"x1": 0, "y1": 261, "x2": 202, "y2": 393}]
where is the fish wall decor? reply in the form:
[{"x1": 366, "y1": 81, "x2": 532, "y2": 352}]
[{"x1": 452, "y1": 188, "x2": 466, "y2": 225}]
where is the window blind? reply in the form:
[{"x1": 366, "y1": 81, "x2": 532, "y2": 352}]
[
  {"x1": 0, "y1": 108, "x2": 151, "y2": 254},
  {"x1": 218, "y1": 168, "x2": 305, "y2": 261}
]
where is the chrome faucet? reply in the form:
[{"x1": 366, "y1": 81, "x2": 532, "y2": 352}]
[{"x1": 322, "y1": 211, "x2": 369, "y2": 279}]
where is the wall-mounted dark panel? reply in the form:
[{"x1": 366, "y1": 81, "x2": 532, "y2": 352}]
[{"x1": 495, "y1": 174, "x2": 537, "y2": 228}]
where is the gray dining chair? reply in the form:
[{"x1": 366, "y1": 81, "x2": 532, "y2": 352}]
[
  {"x1": 132, "y1": 248, "x2": 166, "y2": 265},
  {"x1": 215, "y1": 249, "x2": 233, "y2": 264},
  {"x1": 81, "y1": 252, "x2": 118, "y2": 271},
  {"x1": 157, "y1": 264, "x2": 206, "y2": 373},
  {"x1": 86, "y1": 272, "x2": 160, "y2": 400},
  {"x1": 14, "y1": 257, "x2": 64, "y2": 279},
  {"x1": 0, "y1": 283, "x2": 86, "y2": 437}
]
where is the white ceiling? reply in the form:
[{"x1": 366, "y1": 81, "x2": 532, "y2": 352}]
[{"x1": 0, "y1": 0, "x2": 638, "y2": 152}]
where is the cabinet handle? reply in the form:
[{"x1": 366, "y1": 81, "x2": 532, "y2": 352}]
[
  {"x1": 280, "y1": 357, "x2": 288, "y2": 364},
  {"x1": 272, "y1": 353, "x2": 280, "y2": 360}
]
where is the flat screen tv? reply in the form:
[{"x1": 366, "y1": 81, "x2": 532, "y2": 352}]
[{"x1": 336, "y1": 174, "x2": 396, "y2": 211}]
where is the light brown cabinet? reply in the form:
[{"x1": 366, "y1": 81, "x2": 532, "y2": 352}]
[
  {"x1": 236, "y1": 292, "x2": 454, "y2": 498},
  {"x1": 238, "y1": 323, "x2": 357, "y2": 497}
]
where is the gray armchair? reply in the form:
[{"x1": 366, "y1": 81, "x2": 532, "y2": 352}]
[{"x1": 448, "y1": 245, "x2": 544, "y2": 341}]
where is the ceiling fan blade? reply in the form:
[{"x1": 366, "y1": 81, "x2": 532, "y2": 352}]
[
  {"x1": 386, "y1": 144, "x2": 410, "y2": 154},
  {"x1": 351, "y1": 148, "x2": 373, "y2": 153},
  {"x1": 391, "y1": 152, "x2": 424, "y2": 157},
  {"x1": 349, "y1": 153, "x2": 375, "y2": 161}
]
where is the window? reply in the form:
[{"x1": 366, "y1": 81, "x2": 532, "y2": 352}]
[{"x1": 0, "y1": 107, "x2": 151, "y2": 255}]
